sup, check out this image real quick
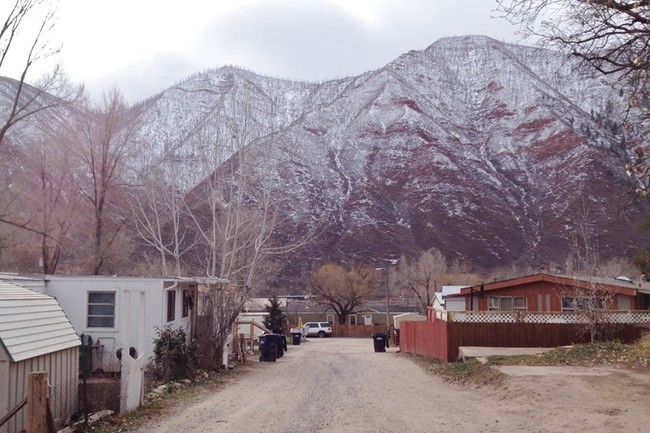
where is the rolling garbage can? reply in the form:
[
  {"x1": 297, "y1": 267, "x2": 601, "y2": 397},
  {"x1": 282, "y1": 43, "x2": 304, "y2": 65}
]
[
  {"x1": 291, "y1": 332, "x2": 302, "y2": 346},
  {"x1": 268, "y1": 334, "x2": 284, "y2": 359},
  {"x1": 372, "y1": 333, "x2": 388, "y2": 352},
  {"x1": 259, "y1": 334, "x2": 277, "y2": 362}
]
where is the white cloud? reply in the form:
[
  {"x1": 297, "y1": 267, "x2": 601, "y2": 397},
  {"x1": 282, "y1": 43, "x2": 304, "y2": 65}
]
[{"x1": 26, "y1": 0, "x2": 520, "y2": 102}]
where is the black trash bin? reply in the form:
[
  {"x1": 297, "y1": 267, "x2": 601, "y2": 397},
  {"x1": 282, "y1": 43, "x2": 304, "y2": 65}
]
[
  {"x1": 291, "y1": 332, "x2": 301, "y2": 346},
  {"x1": 268, "y1": 334, "x2": 285, "y2": 358},
  {"x1": 372, "y1": 333, "x2": 388, "y2": 352},
  {"x1": 259, "y1": 334, "x2": 277, "y2": 362}
]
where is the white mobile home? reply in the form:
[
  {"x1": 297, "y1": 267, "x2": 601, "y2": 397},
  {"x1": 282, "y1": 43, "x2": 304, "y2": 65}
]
[
  {"x1": 0, "y1": 274, "x2": 225, "y2": 372},
  {"x1": 0, "y1": 282, "x2": 80, "y2": 433},
  {"x1": 432, "y1": 286, "x2": 468, "y2": 312}
]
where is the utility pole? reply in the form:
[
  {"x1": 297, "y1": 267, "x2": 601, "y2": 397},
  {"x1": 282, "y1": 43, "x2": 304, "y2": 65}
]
[{"x1": 377, "y1": 258, "x2": 399, "y2": 334}]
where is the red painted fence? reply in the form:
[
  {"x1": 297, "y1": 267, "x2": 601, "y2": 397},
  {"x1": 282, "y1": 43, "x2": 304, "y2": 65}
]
[
  {"x1": 400, "y1": 318, "x2": 449, "y2": 361},
  {"x1": 400, "y1": 314, "x2": 644, "y2": 362}
]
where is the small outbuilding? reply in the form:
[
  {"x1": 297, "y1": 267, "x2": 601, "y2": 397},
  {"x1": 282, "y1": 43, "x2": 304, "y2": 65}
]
[
  {"x1": 0, "y1": 281, "x2": 80, "y2": 433},
  {"x1": 392, "y1": 313, "x2": 427, "y2": 330}
]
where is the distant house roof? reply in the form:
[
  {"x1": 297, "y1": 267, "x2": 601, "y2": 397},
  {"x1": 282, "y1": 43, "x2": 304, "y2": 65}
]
[
  {"x1": 284, "y1": 300, "x2": 333, "y2": 314},
  {"x1": 434, "y1": 286, "x2": 468, "y2": 307},
  {"x1": 450, "y1": 273, "x2": 645, "y2": 298},
  {"x1": 0, "y1": 272, "x2": 228, "y2": 288},
  {"x1": 365, "y1": 304, "x2": 421, "y2": 314},
  {"x1": 441, "y1": 286, "x2": 468, "y2": 295},
  {"x1": 0, "y1": 281, "x2": 80, "y2": 362},
  {"x1": 243, "y1": 297, "x2": 290, "y2": 312}
]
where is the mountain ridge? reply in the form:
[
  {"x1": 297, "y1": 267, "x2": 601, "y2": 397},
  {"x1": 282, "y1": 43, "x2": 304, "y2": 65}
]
[{"x1": 1, "y1": 35, "x2": 647, "y2": 287}]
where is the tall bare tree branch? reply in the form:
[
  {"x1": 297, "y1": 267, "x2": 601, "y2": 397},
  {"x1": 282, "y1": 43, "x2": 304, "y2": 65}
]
[{"x1": 0, "y1": 0, "x2": 83, "y2": 147}]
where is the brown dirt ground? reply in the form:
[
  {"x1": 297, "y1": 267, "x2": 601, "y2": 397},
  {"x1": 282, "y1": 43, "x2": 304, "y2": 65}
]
[{"x1": 130, "y1": 338, "x2": 650, "y2": 433}]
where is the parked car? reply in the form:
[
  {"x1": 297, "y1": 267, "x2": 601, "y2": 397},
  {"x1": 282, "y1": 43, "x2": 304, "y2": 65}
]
[{"x1": 303, "y1": 322, "x2": 333, "y2": 338}]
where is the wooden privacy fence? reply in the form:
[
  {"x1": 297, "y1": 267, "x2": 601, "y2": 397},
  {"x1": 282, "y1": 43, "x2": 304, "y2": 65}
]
[
  {"x1": 0, "y1": 372, "x2": 57, "y2": 433},
  {"x1": 402, "y1": 311, "x2": 647, "y2": 362},
  {"x1": 332, "y1": 324, "x2": 388, "y2": 338}
]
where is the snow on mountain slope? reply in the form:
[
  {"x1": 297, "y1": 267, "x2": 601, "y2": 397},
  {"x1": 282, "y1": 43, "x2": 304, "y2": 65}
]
[{"x1": 2, "y1": 35, "x2": 647, "y2": 284}]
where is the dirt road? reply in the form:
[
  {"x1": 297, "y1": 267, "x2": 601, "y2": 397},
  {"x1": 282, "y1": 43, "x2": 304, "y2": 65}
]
[{"x1": 134, "y1": 338, "x2": 650, "y2": 433}]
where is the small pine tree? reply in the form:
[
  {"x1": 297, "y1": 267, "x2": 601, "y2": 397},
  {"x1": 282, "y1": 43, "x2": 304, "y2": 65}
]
[{"x1": 263, "y1": 294, "x2": 286, "y2": 333}]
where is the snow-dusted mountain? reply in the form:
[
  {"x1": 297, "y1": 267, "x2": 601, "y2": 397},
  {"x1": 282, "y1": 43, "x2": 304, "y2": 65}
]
[
  {"x1": 2, "y1": 35, "x2": 648, "y2": 284},
  {"x1": 131, "y1": 36, "x2": 647, "y2": 278}
]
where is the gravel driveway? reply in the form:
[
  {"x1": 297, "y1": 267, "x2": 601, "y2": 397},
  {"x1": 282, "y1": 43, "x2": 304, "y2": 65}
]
[{"x1": 134, "y1": 338, "x2": 650, "y2": 433}]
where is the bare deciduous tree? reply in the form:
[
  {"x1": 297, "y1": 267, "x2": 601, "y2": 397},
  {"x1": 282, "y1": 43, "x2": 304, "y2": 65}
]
[
  {"x1": 185, "y1": 102, "x2": 315, "y2": 286},
  {"x1": 564, "y1": 205, "x2": 602, "y2": 276},
  {"x1": 194, "y1": 281, "x2": 246, "y2": 370},
  {"x1": 67, "y1": 89, "x2": 141, "y2": 274},
  {"x1": 560, "y1": 278, "x2": 620, "y2": 343},
  {"x1": 497, "y1": 1, "x2": 650, "y2": 90},
  {"x1": 559, "y1": 203, "x2": 622, "y2": 341},
  {"x1": 0, "y1": 0, "x2": 82, "y2": 147},
  {"x1": 308, "y1": 263, "x2": 380, "y2": 324},
  {"x1": 129, "y1": 169, "x2": 197, "y2": 276},
  {"x1": 394, "y1": 248, "x2": 448, "y2": 314},
  {"x1": 497, "y1": 1, "x2": 650, "y2": 197},
  {"x1": 0, "y1": 119, "x2": 79, "y2": 273}
]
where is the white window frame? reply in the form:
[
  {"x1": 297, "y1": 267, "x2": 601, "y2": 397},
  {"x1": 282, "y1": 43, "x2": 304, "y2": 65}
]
[
  {"x1": 561, "y1": 296, "x2": 605, "y2": 312},
  {"x1": 87, "y1": 291, "x2": 116, "y2": 328},
  {"x1": 488, "y1": 296, "x2": 528, "y2": 312}
]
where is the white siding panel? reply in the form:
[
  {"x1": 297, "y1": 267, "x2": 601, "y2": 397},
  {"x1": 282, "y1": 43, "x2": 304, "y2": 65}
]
[
  {"x1": 0, "y1": 283, "x2": 80, "y2": 363},
  {"x1": 2, "y1": 346, "x2": 79, "y2": 433}
]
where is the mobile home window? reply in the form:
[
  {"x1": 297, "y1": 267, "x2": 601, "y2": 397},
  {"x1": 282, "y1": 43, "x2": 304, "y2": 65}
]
[
  {"x1": 513, "y1": 297, "x2": 527, "y2": 311},
  {"x1": 488, "y1": 296, "x2": 528, "y2": 312},
  {"x1": 87, "y1": 292, "x2": 115, "y2": 328},
  {"x1": 182, "y1": 289, "x2": 191, "y2": 318},
  {"x1": 561, "y1": 297, "x2": 605, "y2": 312},
  {"x1": 167, "y1": 290, "x2": 176, "y2": 322}
]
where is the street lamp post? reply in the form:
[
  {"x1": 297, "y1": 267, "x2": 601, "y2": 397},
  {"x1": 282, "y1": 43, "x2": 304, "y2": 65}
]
[{"x1": 377, "y1": 259, "x2": 398, "y2": 334}]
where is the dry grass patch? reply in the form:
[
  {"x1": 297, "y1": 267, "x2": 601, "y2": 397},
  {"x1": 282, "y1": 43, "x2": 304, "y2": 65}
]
[
  {"x1": 405, "y1": 354, "x2": 507, "y2": 388},
  {"x1": 405, "y1": 332, "x2": 650, "y2": 388},
  {"x1": 487, "y1": 333, "x2": 650, "y2": 370}
]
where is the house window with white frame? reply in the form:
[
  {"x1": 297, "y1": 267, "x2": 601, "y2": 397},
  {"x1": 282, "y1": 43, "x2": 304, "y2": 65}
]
[
  {"x1": 488, "y1": 296, "x2": 528, "y2": 312},
  {"x1": 561, "y1": 297, "x2": 605, "y2": 312},
  {"x1": 87, "y1": 291, "x2": 116, "y2": 328},
  {"x1": 349, "y1": 315, "x2": 357, "y2": 325}
]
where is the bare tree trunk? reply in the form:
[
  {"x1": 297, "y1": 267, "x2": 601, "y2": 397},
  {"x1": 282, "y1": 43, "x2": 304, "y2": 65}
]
[
  {"x1": 0, "y1": 120, "x2": 78, "y2": 273},
  {"x1": 68, "y1": 89, "x2": 141, "y2": 274},
  {"x1": 194, "y1": 282, "x2": 250, "y2": 370}
]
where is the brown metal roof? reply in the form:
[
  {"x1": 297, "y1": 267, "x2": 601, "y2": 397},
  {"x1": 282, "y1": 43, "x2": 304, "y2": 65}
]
[{"x1": 455, "y1": 273, "x2": 642, "y2": 297}]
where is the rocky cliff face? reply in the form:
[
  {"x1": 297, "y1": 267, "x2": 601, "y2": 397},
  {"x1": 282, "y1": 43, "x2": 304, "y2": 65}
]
[{"x1": 3, "y1": 35, "x2": 647, "y2": 286}]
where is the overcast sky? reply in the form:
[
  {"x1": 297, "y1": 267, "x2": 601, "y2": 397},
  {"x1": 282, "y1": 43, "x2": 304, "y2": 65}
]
[{"x1": 14, "y1": 0, "x2": 523, "y2": 103}]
